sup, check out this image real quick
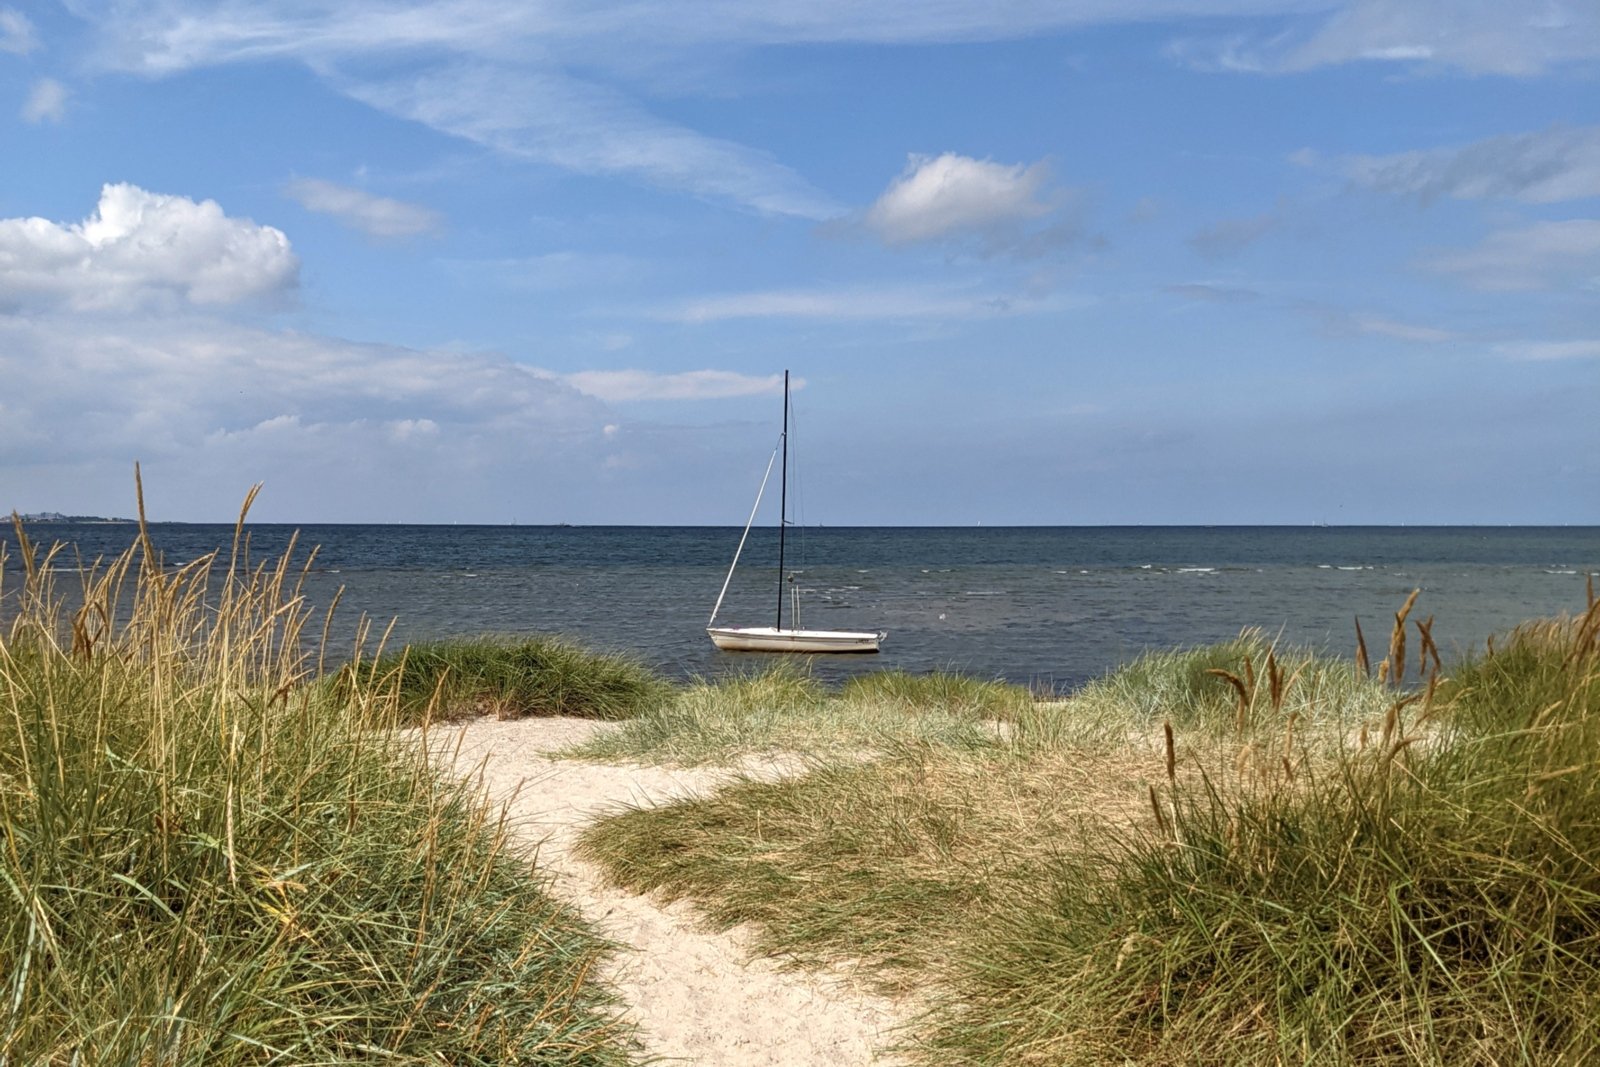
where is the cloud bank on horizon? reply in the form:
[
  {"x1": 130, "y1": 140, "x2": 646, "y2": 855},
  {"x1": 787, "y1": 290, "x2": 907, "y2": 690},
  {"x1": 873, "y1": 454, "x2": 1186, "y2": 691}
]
[{"x1": 1, "y1": 0, "x2": 1596, "y2": 523}]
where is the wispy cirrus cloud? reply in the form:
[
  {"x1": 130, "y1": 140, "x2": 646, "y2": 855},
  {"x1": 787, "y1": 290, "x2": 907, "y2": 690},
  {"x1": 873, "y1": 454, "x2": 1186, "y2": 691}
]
[
  {"x1": 0, "y1": 6, "x2": 36, "y2": 54},
  {"x1": 444, "y1": 251, "x2": 646, "y2": 292},
  {"x1": 283, "y1": 178, "x2": 442, "y2": 237},
  {"x1": 335, "y1": 64, "x2": 840, "y2": 220},
  {"x1": 658, "y1": 282, "x2": 1069, "y2": 324},
  {"x1": 1344, "y1": 314, "x2": 1455, "y2": 344},
  {"x1": 1167, "y1": 280, "x2": 1459, "y2": 346},
  {"x1": 1423, "y1": 218, "x2": 1600, "y2": 291},
  {"x1": 1186, "y1": 207, "x2": 1282, "y2": 259},
  {"x1": 74, "y1": 0, "x2": 1594, "y2": 228},
  {"x1": 0, "y1": 183, "x2": 297, "y2": 312},
  {"x1": 559, "y1": 369, "x2": 789, "y2": 402},
  {"x1": 1311, "y1": 124, "x2": 1600, "y2": 205},
  {"x1": 1494, "y1": 339, "x2": 1600, "y2": 361},
  {"x1": 21, "y1": 77, "x2": 68, "y2": 123},
  {"x1": 1169, "y1": 0, "x2": 1600, "y2": 75},
  {"x1": 1297, "y1": 307, "x2": 1458, "y2": 344},
  {"x1": 70, "y1": 0, "x2": 852, "y2": 220},
  {"x1": 69, "y1": 1, "x2": 1317, "y2": 74},
  {"x1": 1164, "y1": 281, "x2": 1262, "y2": 303},
  {"x1": 73, "y1": 1, "x2": 1600, "y2": 84}
]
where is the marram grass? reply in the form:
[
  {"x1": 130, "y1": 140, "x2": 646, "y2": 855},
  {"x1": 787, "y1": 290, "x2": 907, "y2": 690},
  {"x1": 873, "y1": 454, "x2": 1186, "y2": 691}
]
[
  {"x1": 357, "y1": 633, "x2": 671, "y2": 726},
  {"x1": 577, "y1": 742, "x2": 1158, "y2": 992},
  {"x1": 1, "y1": 501, "x2": 633, "y2": 1065},
  {"x1": 579, "y1": 596, "x2": 1600, "y2": 1066},
  {"x1": 928, "y1": 602, "x2": 1600, "y2": 1066},
  {"x1": 569, "y1": 663, "x2": 1027, "y2": 765},
  {"x1": 1055, "y1": 628, "x2": 1394, "y2": 739}
]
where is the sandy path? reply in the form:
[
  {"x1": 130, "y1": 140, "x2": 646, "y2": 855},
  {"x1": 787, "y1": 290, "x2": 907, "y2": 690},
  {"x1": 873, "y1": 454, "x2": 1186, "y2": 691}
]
[{"x1": 421, "y1": 717, "x2": 910, "y2": 1066}]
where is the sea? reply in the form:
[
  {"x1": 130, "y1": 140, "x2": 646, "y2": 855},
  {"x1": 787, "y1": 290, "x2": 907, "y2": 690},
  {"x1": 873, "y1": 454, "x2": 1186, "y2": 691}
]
[{"x1": 3, "y1": 523, "x2": 1596, "y2": 692}]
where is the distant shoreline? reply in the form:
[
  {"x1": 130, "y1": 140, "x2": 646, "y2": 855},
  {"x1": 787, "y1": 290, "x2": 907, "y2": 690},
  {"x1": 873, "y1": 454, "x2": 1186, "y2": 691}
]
[
  {"x1": 9, "y1": 519, "x2": 1600, "y2": 530},
  {"x1": 12, "y1": 513, "x2": 136, "y2": 524}
]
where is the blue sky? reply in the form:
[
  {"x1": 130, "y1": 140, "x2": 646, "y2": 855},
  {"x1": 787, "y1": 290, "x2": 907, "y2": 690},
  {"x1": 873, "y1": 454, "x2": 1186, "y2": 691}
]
[{"x1": 2, "y1": 1, "x2": 1597, "y2": 524}]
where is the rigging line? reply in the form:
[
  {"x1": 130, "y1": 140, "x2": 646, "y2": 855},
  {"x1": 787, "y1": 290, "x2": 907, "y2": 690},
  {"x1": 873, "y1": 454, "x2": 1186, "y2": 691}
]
[
  {"x1": 788, "y1": 390, "x2": 806, "y2": 567},
  {"x1": 708, "y1": 444, "x2": 780, "y2": 627},
  {"x1": 788, "y1": 388, "x2": 805, "y2": 627},
  {"x1": 776, "y1": 369, "x2": 790, "y2": 631}
]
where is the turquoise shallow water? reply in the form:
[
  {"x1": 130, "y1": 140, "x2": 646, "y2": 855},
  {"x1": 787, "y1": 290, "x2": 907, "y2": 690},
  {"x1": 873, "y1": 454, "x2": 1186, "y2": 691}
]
[{"x1": 5, "y1": 524, "x2": 1596, "y2": 691}]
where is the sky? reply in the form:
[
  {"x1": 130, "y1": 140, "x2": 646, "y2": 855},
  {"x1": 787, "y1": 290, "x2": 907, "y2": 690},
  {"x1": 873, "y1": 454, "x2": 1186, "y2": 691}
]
[{"x1": 1, "y1": 0, "x2": 1597, "y2": 525}]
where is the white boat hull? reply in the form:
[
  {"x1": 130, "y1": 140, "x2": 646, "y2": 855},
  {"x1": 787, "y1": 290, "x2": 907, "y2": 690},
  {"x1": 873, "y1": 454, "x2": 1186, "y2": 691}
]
[{"x1": 707, "y1": 626, "x2": 885, "y2": 653}]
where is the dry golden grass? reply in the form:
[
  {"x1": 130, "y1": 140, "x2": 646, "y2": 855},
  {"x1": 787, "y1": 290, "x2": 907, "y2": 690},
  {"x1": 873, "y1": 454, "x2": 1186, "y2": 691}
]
[
  {"x1": 580, "y1": 592, "x2": 1600, "y2": 1066},
  {"x1": 579, "y1": 741, "x2": 1162, "y2": 994},
  {"x1": 1, "y1": 476, "x2": 632, "y2": 1065}
]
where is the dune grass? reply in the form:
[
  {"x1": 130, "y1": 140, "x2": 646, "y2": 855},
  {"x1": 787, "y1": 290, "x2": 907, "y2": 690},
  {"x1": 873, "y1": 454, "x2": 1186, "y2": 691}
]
[
  {"x1": 361, "y1": 634, "x2": 671, "y2": 726},
  {"x1": 1, "y1": 499, "x2": 633, "y2": 1065},
  {"x1": 1053, "y1": 628, "x2": 1395, "y2": 740},
  {"x1": 579, "y1": 594, "x2": 1600, "y2": 1065},
  {"x1": 578, "y1": 742, "x2": 1158, "y2": 992},
  {"x1": 925, "y1": 600, "x2": 1600, "y2": 1066},
  {"x1": 568, "y1": 663, "x2": 1030, "y2": 765},
  {"x1": 837, "y1": 669, "x2": 1035, "y2": 720}
]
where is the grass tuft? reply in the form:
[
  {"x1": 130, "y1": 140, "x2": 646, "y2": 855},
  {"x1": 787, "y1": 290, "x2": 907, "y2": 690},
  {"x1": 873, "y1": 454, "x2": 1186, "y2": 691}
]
[
  {"x1": 926, "y1": 603, "x2": 1600, "y2": 1065},
  {"x1": 358, "y1": 634, "x2": 672, "y2": 726},
  {"x1": 570, "y1": 663, "x2": 1025, "y2": 765},
  {"x1": 838, "y1": 670, "x2": 1034, "y2": 721},
  {"x1": 1, "y1": 498, "x2": 632, "y2": 1065},
  {"x1": 1055, "y1": 629, "x2": 1393, "y2": 742}
]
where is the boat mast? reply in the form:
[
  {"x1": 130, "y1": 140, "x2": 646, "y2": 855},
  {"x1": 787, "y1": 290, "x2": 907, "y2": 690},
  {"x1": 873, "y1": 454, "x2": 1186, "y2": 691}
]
[{"x1": 776, "y1": 369, "x2": 789, "y2": 631}]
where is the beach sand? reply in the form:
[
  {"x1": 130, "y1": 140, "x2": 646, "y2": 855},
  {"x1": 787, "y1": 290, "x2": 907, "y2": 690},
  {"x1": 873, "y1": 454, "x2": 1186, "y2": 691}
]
[{"x1": 421, "y1": 717, "x2": 910, "y2": 1066}]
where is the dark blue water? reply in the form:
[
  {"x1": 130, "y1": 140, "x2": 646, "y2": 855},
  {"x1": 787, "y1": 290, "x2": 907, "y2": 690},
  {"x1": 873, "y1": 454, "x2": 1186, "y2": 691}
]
[{"x1": 5, "y1": 524, "x2": 1595, "y2": 691}]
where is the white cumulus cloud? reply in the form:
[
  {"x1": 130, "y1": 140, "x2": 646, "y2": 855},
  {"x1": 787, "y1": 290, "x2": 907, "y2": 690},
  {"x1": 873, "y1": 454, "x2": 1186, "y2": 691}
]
[
  {"x1": 864, "y1": 153, "x2": 1057, "y2": 246},
  {"x1": 0, "y1": 183, "x2": 298, "y2": 311},
  {"x1": 283, "y1": 178, "x2": 442, "y2": 237},
  {"x1": 21, "y1": 78, "x2": 68, "y2": 123}
]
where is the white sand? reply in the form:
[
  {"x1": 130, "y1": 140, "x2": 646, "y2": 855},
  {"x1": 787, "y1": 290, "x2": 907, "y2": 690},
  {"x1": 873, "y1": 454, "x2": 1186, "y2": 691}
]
[{"x1": 421, "y1": 717, "x2": 910, "y2": 1066}]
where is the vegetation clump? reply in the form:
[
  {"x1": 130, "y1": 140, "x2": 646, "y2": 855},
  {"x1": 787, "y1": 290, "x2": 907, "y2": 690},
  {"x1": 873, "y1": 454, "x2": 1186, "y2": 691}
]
[
  {"x1": 570, "y1": 662, "x2": 1028, "y2": 765},
  {"x1": 838, "y1": 669, "x2": 1034, "y2": 721},
  {"x1": 1062, "y1": 628, "x2": 1393, "y2": 736},
  {"x1": 927, "y1": 598, "x2": 1600, "y2": 1066},
  {"x1": 364, "y1": 634, "x2": 671, "y2": 725},
  {"x1": 0, "y1": 501, "x2": 631, "y2": 1065}
]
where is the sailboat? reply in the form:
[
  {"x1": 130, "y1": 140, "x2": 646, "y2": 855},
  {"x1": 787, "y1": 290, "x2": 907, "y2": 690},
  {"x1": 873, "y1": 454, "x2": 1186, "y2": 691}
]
[{"x1": 706, "y1": 371, "x2": 886, "y2": 654}]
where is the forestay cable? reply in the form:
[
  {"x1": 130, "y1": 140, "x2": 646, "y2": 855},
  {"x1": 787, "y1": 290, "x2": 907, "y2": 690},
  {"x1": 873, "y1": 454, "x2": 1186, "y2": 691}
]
[{"x1": 708, "y1": 443, "x2": 780, "y2": 627}]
